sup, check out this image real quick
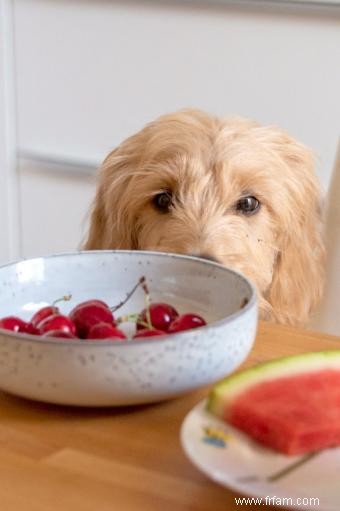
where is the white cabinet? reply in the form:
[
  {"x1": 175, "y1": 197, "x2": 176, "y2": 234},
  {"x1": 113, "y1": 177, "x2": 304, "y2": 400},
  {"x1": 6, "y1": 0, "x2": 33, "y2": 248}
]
[
  {"x1": 18, "y1": 160, "x2": 96, "y2": 258},
  {"x1": 0, "y1": 0, "x2": 19, "y2": 264},
  {"x1": 1, "y1": 0, "x2": 340, "y2": 261}
]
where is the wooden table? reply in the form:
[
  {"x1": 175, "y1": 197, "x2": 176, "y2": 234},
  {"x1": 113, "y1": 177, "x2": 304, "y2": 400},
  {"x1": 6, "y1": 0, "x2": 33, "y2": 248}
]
[{"x1": 0, "y1": 322, "x2": 339, "y2": 511}]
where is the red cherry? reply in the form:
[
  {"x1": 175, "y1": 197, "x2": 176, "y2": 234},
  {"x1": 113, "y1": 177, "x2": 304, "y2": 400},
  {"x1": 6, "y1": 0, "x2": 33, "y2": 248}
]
[
  {"x1": 30, "y1": 305, "x2": 60, "y2": 329},
  {"x1": 26, "y1": 323, "x2": 40, "y2": 335},
  {"x1": 0, "y1": 316, "x2": 29, "y2": 333},
  {"x1": 81, "y1": 299, "x2": 109, "y2": 309},
  {"x1": 168, "y1": 313, "x2": 207, "y2": 333},
  {"x1": 87, "y1": 322, "x2": 126, "y2": 341},
  {"x1": 29, "y1": 294, "x2": 73, "y2": 330},
  {"x1": 38, "y1": 314, "x2": 77, "y2": 336},
  {"x1": 69, "y1": 300, "x2": 115, "y2": 338},
  {"x1": 137, "y1": 303, "x2": 179, "y2": 331},
  {"x1": 43, "y1": 329, "x2": 77, "y2": 339},
  {"x1": 133, "y1": 328, "x2": 165, "y2": 339},
  {"x1": 70, "y1": 299, "x2": 110, "y2": 316}
]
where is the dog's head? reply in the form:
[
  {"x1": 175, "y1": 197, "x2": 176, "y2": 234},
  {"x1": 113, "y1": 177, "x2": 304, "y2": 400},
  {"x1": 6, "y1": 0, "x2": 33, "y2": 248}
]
[{"x1": 84, "y1": 109, "x2": 324, "y2": 325}]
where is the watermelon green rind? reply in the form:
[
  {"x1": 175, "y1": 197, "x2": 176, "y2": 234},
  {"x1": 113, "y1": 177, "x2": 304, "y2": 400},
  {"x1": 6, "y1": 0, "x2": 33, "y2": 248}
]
[{"x1": 207, "y1": 350, "x2": 340, "y2": 419}]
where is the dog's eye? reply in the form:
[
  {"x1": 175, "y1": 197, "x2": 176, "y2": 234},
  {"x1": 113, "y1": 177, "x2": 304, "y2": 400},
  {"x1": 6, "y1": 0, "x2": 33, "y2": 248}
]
[
  {"x1": 153, "y1": 191, "x2": 173, "y2": 212},
  {"x1": 236, "y1": 196, "x2": 260, "y2": 215}
]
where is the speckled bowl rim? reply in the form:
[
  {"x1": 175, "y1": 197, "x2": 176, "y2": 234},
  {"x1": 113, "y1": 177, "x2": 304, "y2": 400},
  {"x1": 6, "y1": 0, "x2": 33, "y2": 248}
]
[{"x1": 0, "y1": 250, "x2": 258, "y2": 347}]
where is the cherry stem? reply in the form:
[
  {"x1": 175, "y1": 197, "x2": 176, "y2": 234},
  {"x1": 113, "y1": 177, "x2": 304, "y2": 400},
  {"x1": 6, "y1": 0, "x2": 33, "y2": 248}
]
[
  {"x1": 116, "y1": 313, "x2": 138, "y2": 323},
  {"x1": 116, "y1": 314, "x2": 151, "y2": 330},
  {"x1": 110, "y1": 277, "x2": 146, "y2": 313},
  {"x1": 140, "y1": 279, "x2": 152, "y2": 329},
  {"x1": 52, "y1": 294, "x2": 72, "y2": 307}
]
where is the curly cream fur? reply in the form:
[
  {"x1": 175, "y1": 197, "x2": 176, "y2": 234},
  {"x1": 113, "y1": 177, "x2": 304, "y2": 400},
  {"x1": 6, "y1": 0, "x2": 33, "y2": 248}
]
[{"x1": 84, "y1": 109, "x2": 325, "y2": 326}]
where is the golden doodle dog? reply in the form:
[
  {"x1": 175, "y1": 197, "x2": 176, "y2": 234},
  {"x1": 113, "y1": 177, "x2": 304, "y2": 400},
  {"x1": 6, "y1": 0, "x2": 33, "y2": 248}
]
[{"x1": 84, "y1": 109, "x2": 325, "y2": 326}]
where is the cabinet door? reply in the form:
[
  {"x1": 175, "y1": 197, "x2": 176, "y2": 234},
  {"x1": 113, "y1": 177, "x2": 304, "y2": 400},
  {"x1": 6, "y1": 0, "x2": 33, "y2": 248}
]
[
  {"x1": 0, "y1": 0, "x2": 19, "y2": 264},
  {"x1": 19, "y1": 159, "x2": 96, "y2": 258}
]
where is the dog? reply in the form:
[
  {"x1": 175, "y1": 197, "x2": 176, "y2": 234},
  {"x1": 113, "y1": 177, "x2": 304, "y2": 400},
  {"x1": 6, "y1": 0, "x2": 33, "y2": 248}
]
[{"x1": 84, "y1": 109, "x2": 325, "y2": 326}]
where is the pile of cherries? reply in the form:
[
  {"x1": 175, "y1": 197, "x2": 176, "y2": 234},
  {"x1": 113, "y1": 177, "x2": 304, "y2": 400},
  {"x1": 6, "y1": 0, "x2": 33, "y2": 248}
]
[{"x1": 0, "y1": 277, "x2": 206, "y2": 341}]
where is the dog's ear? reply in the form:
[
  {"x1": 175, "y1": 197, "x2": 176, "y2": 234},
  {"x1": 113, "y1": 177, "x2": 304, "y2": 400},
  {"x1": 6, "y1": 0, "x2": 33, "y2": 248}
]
[
  {"x1": 267, "y1": 136, "x2": 325, "y2": 325},
  {"x1": 83, "y1": 140, "x2": 142, "y2": 250}
]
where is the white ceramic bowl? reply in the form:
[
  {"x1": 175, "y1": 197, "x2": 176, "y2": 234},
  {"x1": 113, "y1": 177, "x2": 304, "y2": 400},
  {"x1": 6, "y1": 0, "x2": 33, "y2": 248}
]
[{"x1": 0, "y1": 251, "x2": 257, "y2": 406}]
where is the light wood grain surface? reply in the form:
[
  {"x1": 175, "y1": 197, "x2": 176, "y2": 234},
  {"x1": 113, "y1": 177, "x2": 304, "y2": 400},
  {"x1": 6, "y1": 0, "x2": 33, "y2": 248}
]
[{"x1": 0, "y1": 321, "x2": 339, "y2": 511}]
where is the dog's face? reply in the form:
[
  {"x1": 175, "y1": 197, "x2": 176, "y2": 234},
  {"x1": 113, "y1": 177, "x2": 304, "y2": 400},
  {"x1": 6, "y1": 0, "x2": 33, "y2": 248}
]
[{"x1": 84, "y1": 110, "x2": 324, "y2": 325}]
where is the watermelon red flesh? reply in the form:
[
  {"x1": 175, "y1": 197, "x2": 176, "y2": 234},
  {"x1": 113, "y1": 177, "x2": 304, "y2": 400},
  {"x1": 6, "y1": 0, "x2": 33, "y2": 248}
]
[{"x1": 229, "y1": 369, "x2": 340, "y2": 456}]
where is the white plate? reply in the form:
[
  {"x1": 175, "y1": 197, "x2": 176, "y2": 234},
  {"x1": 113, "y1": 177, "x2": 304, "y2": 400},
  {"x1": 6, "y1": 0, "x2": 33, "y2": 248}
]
[{"x1": 180, "y1": 399, "x2": 340, "y2": 510}]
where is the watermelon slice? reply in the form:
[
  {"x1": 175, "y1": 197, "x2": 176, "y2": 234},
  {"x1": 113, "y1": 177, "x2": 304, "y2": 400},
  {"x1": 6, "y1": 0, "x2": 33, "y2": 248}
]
[{"x1": 207, "y1": 351, "x2": 340, "y2": 456}]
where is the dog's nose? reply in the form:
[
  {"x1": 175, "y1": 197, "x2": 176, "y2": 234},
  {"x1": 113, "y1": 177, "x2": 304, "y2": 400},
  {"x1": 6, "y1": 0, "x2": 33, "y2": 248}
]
[
  {"x1": 199, "y1": 253, "x2": 220, "y2": 263},
  {"x1": 190, "y1": 253, "x2": 220, "y2": 263}
]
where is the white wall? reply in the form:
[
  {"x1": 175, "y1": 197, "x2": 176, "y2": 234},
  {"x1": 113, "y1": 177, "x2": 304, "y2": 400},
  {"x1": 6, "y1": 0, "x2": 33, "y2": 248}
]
[{"x1": 14, "y1": 0, "x2": 340, "y2": 189}]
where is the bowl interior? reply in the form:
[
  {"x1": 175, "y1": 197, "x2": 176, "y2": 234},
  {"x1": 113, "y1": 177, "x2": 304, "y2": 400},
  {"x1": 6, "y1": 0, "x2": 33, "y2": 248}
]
[{"x1": 0, "y1": 251, "x2": 254, "y2": 334}]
